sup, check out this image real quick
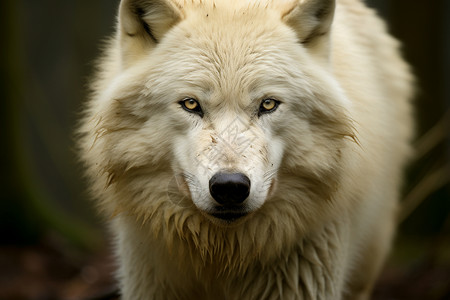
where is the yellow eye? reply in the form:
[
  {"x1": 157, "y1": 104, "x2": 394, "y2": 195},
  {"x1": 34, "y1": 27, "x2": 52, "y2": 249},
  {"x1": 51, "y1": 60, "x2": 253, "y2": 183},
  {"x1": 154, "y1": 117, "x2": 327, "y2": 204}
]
[
  {"x1": 262, "y1": 99, "x2": 276, "y2": 110},
  {"x1": 259, "y1": 99, "x2": 279, "y2": 115},
  {"x1": 180, "y1": 98, "x2": 204, "y2": 117},
  {"x1": 183, "y1": 98, "x2": 198, "y2": 110}
]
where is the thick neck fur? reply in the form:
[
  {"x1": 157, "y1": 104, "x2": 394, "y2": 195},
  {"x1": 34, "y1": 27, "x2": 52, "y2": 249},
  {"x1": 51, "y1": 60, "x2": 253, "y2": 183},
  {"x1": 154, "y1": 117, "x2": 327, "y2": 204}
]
[{"x1": 115, "y1": 214, "x2": 349, "y2": 300}]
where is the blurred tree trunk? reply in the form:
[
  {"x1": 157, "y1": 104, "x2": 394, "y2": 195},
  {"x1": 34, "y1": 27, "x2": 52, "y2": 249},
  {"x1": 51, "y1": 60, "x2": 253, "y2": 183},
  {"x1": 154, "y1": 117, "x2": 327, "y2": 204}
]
[
  {"x1": 388, "y1": 0, "x2": 450, "y2": 234},
  {"x1": 0, "y1": 0, "x2": 100, "y2": 249},
  {"x1": 389, "y1": 0, "x2": 446, "y2": 134},
  {"x1": 0, "y1": 0, "x2": 42, "y2": 244}
]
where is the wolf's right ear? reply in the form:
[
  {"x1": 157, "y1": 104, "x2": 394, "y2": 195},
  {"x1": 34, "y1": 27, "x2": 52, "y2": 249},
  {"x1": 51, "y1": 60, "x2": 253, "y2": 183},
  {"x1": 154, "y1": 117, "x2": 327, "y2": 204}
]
[
  {"x1": 281, "y1": 0, "x2": 335, "y2": 63},
  {"x1": 118, "y1": 0, "x2": 183, "y2": 66}
]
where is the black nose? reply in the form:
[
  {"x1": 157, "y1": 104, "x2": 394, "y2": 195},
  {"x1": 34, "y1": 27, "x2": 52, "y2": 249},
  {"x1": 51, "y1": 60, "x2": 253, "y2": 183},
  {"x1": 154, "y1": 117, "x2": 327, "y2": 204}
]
[{"x1": 209, "y1": 172, "x2": 251, "y2": 205}]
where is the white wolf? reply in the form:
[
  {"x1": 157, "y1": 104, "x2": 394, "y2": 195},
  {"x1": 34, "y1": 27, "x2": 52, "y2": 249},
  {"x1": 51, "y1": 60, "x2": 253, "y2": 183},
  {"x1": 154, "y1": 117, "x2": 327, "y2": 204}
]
[{"x1": 79, "y1": 0, "x2": 414, "y2": 299}]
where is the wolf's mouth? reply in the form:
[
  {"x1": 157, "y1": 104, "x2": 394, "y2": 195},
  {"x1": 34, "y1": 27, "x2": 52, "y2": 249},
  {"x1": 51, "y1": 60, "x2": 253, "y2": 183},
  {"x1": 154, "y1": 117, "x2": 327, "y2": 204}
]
[
  {"x1": 207, "y1": 204, "x2": 249, "y2": 222},
  {"x1": 210, "y1": 211, "x2": 248, "y2": 222}
]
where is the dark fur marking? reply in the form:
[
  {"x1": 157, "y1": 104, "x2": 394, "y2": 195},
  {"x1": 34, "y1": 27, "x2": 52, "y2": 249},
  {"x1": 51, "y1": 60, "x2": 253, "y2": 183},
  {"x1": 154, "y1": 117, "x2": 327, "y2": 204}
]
[
  {"x1": 136, "y1": 6, "x2": 158, "y2": 43},
  {"x1": 302, "y1": 0, "x2": 334, "y2": 45},
  {"x1": 301, "y1": 30, "x2": 327, "y2": 45},
  {"x1": 315, "y1": 6, "x2": 330, "y2": 20}
]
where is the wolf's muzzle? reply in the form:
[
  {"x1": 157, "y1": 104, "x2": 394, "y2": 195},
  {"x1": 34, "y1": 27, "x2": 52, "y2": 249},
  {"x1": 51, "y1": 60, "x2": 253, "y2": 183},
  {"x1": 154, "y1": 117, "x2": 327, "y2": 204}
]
[{"x1": 209, "y1": 172, "x2": 251, "y2": 206}]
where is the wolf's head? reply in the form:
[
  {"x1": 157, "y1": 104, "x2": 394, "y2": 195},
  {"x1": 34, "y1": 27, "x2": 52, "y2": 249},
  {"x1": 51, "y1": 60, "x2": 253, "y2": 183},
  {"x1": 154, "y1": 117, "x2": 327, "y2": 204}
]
[{"x1": 82, "y1": 0, "x2": 355, "y2": 234}]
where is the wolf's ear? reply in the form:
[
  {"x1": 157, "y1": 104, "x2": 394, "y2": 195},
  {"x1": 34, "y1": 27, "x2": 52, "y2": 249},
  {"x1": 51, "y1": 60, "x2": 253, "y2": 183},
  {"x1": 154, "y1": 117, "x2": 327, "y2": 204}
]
[
  {"x1": 118, "y1": 0, "x2": 183, "y2": 66},
  {"x1": 281, "y1": 0, "x2": 335, "y2": 60}
]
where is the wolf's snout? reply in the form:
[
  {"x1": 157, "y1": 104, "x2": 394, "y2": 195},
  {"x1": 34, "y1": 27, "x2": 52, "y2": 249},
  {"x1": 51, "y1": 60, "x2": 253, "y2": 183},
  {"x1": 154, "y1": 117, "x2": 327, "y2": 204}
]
[{"x1": 209, "y1": 172, "x2": 251, "y2": 206}]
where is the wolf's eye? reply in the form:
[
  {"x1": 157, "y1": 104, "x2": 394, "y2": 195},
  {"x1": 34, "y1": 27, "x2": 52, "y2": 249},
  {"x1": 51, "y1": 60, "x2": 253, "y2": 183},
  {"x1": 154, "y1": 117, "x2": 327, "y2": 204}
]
[
  {"x1": 184, "y1": 98, "x2": 198, "y2": 110},
  {"x1": 259, "y1": 99, "x2": 280, "y2": 115},
  {"x1": 180, "y1": 98, "x2": 203, "y2": 117}
]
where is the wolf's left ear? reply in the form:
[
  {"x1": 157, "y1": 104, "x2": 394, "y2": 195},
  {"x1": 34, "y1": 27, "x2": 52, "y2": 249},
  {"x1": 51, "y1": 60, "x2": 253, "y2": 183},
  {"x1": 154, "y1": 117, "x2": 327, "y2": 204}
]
[
  {"x1": 119, "y1": 0, "x2": 183, "y2": 66},
  {"x1": 282, "y1": 0, "x2": 335, "y2": 60}
]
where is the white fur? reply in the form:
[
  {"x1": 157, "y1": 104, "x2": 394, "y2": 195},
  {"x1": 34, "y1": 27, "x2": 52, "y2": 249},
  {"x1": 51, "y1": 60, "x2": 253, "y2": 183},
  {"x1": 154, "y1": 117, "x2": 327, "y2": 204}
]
[{"x1": 79, "y1": 0, "x2": 414, "y2": 299}]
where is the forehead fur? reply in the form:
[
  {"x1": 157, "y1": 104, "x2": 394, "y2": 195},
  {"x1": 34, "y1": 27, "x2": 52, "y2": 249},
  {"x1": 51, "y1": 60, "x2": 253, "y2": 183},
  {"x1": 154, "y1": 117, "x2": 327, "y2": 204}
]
[
  {"x1": 172, "y1": 0, "x2": 296, "y2": 11},
  {"x1": 128, "y1": 1, "x2": 318, "y2": 108},
  {"x1": 113, "y1": 0, "x2": 350, "y2": 117}
]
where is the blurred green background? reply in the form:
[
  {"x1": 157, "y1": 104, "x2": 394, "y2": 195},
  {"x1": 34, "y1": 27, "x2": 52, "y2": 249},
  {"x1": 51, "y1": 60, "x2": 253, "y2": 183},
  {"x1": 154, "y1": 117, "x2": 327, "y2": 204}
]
[{"x1": 0, "y1": 0, "x2": 449, "y2": 299}]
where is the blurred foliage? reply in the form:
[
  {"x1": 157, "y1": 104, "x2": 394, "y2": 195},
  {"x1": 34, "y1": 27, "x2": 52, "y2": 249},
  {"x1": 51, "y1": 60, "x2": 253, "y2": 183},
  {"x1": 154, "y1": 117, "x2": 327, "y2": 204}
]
[{"x1": 0, "y1": 0, "x2": 118, "y2": 250}]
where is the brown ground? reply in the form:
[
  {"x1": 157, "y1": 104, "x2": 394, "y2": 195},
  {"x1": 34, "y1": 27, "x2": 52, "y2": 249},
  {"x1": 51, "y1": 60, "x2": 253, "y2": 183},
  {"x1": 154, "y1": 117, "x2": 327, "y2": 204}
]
[{"x1": 0, "y1": 236, "x2": 449, "y2": 300}]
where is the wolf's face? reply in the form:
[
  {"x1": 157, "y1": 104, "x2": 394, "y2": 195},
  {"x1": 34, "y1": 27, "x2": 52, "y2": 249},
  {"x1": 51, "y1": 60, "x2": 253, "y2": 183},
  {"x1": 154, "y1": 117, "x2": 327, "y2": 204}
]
[{"x1": 87, "y1": 0, "x2": 354, "y2": 226}]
